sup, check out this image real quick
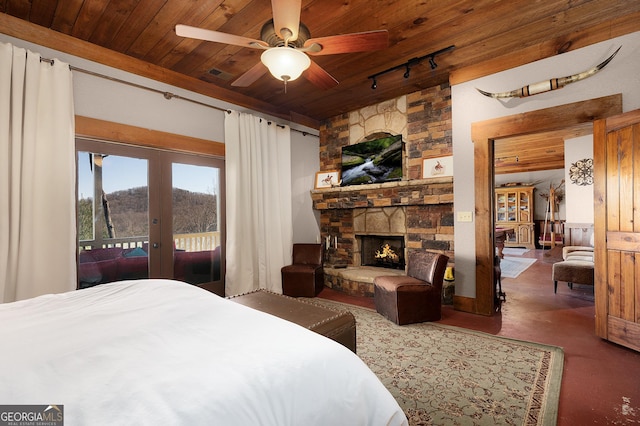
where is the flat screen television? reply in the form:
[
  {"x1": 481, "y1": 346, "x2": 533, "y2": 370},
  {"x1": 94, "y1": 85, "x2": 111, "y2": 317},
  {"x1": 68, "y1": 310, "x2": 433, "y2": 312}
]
[{"x1": 341, "y1": 134, "x2": 403, "y2": 186}]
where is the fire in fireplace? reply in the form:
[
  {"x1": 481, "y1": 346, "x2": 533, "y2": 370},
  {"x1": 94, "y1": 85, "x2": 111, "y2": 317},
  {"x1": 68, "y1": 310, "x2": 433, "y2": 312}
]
[{"x1": 359, "y1": 235, "x2": 405, "y2": 269}]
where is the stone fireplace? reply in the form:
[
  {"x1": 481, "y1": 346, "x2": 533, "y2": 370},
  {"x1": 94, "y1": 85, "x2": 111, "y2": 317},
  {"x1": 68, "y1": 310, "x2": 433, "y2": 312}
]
[
  {"x1": 312, "y1": 178, "x2": 453, "y2": 296},
  {"x1": 358, "y1": 235, "x2": 405, "y2": 269},
  {"x1": 353, "y1": 206, "x2": 407, "y2": 269},
  {"x1": 313, "y1": 84, "x2": 454, "y2": 297}
]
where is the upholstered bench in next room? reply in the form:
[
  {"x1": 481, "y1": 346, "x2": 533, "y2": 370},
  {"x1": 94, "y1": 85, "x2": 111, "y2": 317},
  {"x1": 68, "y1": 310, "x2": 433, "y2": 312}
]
[
  {"x1": 551, "y1": 246, "x2": 594, "y2": 293},
  {"x1": 228, "y1": 289, "x2": 356, "y2": 353}
]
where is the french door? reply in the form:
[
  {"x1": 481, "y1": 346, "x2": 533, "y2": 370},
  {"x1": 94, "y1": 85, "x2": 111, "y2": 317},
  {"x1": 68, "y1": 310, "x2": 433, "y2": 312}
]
[{"x1": 76, "y1": 138, "x2": 225, "y2": 295}]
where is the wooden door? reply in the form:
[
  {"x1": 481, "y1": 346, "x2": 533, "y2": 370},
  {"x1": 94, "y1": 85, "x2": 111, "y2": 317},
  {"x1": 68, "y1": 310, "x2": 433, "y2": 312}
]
[{"x1": 594, "y1": 109, "x2": 640, "y2": 352}]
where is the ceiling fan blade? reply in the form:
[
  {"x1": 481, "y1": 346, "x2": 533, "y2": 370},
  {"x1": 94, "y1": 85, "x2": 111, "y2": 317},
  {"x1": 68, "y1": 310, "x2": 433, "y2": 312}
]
[
  {"x1": 231, "y1": 61, "x2": 269, "y2": 87},
  {"x1": 304, "y1": 30, "x2": 389, "y2": 55},
  {"x1": 175, "y1": 24, "x2": 268, "y2": 49},
  {"x1": 303, "y1": 60, "x2": 339, "y2": 90},
  {"x1": 271, "y1": 0, "x2": 301, "y2": 41}
]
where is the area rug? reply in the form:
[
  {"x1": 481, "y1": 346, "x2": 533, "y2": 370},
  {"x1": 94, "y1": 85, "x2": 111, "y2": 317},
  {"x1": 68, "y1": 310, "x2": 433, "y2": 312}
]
[
  {"x1": 312, "y1": 299, "x2": 564, "y2": 426},
  {"x1": 502, "y1": 247, "x2": 531, "y2": 256},
  {"x1": 500, "y1": 256, "x2": 537, "y2": 278}
]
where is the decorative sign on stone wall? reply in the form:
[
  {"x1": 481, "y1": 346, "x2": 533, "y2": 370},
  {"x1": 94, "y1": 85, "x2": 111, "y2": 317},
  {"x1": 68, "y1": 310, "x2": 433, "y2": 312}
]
[
  {"x1": 568, "y1": 158, "x2": 593, "y2": 186},
  {"x1": 423, "y1": 156, "x2": 453, "y2": 178},
  {"x1": 315, "y1": 170, "x2": 341, "y2": 189}
]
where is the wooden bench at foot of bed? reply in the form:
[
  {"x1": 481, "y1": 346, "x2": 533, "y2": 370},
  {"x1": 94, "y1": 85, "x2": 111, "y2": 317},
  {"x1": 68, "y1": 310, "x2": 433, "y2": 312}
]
[{"x1": 228, "y1": 290, "x2": 357, "y2": 353}]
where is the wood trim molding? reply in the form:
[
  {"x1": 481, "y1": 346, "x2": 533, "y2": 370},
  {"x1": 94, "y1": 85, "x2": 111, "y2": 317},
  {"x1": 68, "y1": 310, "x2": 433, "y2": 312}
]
[
  {"x1": 75, "y1": 115, "x2": 225, "y2": 157},
  {"x1": 453, "y1": 294, "x2": 476, "y2": 314},
  {"x1": 469, "y1": 94, "x2": 623, "y2": 316}
]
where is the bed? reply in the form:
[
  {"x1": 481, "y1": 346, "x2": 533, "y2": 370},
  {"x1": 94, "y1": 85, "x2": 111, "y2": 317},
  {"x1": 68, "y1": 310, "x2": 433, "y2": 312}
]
[{"x1": 0, "y1": 279, "x2": 407, "y2": 425}]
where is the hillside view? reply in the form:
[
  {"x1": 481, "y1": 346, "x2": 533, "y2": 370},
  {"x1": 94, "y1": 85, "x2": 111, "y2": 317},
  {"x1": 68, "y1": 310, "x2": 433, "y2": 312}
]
[{"x1": 78, "y1": 187, "x2": 217, "y2": 241}]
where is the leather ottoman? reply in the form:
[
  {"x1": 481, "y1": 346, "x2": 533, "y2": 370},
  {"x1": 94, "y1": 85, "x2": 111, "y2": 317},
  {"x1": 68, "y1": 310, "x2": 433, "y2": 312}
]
[
  {"x1": 552, "y1": 260, "x2": 594, "y2": 293},
  {"x1": 228, "y1": 290, "x2": 356, "y2": 353}
]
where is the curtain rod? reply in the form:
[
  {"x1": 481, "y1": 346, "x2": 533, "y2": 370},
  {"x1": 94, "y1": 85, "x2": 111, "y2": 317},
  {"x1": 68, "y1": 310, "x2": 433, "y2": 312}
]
[{"x1": 39, "y1": 57, "x2": 318, "y2": 138}]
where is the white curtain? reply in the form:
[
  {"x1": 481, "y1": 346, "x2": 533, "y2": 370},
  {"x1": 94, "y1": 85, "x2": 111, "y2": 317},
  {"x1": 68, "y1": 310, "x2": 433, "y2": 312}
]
[
  {"x1": 0, "y1": 42, "x2": 76, "y2": 303},
  {"x1": 224, "y1": 111, "x2": 293, "y2": 296}
]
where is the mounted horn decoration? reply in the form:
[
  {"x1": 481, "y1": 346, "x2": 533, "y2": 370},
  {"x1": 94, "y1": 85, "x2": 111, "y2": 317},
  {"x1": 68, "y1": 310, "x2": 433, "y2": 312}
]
[{"x1": 477, "y1": 46, "x2": 621, "y2": 99}]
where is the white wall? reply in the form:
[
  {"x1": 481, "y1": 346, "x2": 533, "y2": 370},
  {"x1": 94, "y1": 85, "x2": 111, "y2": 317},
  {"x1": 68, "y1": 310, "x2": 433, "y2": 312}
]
[
  {"x1": 290, "y1": 132, "x2": 321, "y2": 243},
  {"x1": 564, "y1": 135, "x2": 595, "y2": 223},
  {"x1": 452, "y1": 31, "x2": 640, "y2": 298},
  {"x1": 0, "y1": 33, "x2": 320, "y2": 243}
]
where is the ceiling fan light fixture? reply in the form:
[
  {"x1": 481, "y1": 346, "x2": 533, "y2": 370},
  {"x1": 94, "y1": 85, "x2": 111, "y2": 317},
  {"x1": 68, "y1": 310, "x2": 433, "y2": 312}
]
[{"x1": 261, "y1": 47, "x2": 311, "y2": 82}]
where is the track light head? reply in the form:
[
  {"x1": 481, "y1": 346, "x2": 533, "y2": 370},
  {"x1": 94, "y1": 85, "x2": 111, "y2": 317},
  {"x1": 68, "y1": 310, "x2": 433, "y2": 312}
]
[{"x1": 366, "y1": 46, "x2": 453, "y2": 89}]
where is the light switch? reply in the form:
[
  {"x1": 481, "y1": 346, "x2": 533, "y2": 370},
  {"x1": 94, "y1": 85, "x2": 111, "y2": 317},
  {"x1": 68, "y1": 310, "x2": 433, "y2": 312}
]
[{"x1": 457, "y1": 211, "x2": 473, "y2": 222}]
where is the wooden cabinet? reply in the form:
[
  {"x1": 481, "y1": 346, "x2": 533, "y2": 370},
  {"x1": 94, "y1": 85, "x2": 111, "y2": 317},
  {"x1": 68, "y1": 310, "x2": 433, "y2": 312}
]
[{"x1": 495, "y1": 185, "x2": 535, "y2": 249}]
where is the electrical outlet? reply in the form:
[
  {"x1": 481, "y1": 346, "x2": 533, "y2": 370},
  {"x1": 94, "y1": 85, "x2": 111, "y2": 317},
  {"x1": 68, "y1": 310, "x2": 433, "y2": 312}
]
[{"x1": 457, "y1": 211, "x2": 473, "y2": 222}]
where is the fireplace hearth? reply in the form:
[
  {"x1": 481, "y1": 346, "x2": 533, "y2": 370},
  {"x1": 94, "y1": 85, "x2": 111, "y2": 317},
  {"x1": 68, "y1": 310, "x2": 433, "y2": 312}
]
[{"x1": 359, "y1": 235, "x2": 405, "y2": 270}]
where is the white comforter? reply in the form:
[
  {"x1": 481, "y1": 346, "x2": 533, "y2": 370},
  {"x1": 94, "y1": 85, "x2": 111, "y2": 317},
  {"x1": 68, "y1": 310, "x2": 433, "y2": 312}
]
[{"x1": 0, "y1": 279, "x2": 407, "y2": 425}]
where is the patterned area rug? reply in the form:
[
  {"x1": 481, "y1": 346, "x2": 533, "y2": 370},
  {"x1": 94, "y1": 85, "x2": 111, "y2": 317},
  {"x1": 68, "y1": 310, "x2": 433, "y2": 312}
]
[
  {"x1": 312, "y1": 299, "x2": 564, "y2": 426},
  {"x1": 500, "y1": 256, "x2": 537, "y2": 279}
]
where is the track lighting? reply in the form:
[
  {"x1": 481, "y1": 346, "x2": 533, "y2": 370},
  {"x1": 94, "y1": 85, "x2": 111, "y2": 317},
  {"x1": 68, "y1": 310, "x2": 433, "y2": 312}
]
[{"x1": 367, "y1": 45, "x2": 454, "y2": 89}]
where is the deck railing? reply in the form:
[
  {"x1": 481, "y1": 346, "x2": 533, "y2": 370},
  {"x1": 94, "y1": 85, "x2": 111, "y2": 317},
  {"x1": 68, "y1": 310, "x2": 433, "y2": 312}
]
[
  {"x1": 79, "y1": 231, "x2": 220, "y2": 252},
  {"x1": 174, "y1": 232, "x2": 221, "y2": 252}
]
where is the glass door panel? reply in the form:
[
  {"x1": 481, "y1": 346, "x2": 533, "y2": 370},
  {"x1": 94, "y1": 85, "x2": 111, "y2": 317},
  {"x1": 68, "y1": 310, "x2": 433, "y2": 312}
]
[
  {"x1": 77, "y1": 150, "x2": 150, "y2": 288},
  {"x1": 76, "y1": 139, "x2": 225, "y2": 295},
  {"x1": 171, "y1": 162, "x2": 221, "y2": 288}
]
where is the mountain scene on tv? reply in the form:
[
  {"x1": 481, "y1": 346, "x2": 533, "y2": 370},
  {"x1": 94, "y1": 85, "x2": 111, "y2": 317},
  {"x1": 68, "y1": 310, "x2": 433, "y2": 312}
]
[{"x1": 341, "y1": 135, "x2": 403, "y2": 186}]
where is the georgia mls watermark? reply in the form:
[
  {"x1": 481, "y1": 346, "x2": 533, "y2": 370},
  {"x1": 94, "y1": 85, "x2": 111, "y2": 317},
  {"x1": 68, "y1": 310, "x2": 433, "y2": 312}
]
[{"x1": 0, "y1": 405, "x2": 63, "y2": 426}]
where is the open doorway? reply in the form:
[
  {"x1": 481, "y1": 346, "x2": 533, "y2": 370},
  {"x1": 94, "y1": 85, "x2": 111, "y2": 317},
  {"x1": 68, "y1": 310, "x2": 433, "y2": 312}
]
[
  {"x1": 494, "y1": 133, "x2": 567, "y2": 253},
  {"x1": 470, "y1": 94, "x2": 622, "y2": 315}
]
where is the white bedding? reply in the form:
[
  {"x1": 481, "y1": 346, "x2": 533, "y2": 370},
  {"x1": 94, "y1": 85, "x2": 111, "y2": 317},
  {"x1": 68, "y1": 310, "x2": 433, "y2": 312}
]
[{"x1": 0, "y1": 279, "x2": 407, "y2": 425}]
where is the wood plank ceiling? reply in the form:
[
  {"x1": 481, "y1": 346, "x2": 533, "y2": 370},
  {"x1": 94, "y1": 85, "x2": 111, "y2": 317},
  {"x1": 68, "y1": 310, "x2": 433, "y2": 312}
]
[
  {"x1": 1, "y1": 1, "x2": 639, "y2": 173},
  {"x1": 494, "y1": 124, "x2": 593, "y2": 175}
]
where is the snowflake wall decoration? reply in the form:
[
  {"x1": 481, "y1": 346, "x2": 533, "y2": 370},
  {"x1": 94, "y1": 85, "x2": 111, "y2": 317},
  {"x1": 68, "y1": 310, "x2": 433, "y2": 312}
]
[{"x1": 569, "y1": 158, "x2": 593, "y2": 186}]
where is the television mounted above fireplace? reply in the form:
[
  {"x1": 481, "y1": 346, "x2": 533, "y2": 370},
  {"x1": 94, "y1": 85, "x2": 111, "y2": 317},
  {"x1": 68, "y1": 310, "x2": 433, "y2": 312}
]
[{"x1": 341, "y1": 134, "x2": 403, "y2": 186}]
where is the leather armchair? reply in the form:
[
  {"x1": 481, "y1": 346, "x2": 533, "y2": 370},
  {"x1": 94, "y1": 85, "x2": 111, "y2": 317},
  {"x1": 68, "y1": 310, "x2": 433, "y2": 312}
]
[
  {"x1": 374, "y1": 250, "x2": 449, "y2": 325},
  {"x1": 281, "y1": 243, "x2": 324, "y2": 297}
]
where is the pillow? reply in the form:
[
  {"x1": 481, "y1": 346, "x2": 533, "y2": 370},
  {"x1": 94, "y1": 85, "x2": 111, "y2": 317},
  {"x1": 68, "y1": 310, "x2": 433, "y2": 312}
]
[
  {"x1": 88, "y1": 247, "x2": 123, "y2": 261},
  {"x1": 78, "y1": 262, "x2": 102, "y2": 287},
  {"x1": 123, "y1": 247, "x2": 147, "y2": 258}
]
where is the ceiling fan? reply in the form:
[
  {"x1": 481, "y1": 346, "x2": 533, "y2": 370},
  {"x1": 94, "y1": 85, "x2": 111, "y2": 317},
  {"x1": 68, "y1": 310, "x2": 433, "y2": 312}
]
[{"x1": 175, "y1": 0, "x2": 389, "y2": 91}]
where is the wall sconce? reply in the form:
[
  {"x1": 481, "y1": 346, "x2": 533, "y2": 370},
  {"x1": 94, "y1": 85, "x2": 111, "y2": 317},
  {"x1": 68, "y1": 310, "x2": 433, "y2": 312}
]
[{"x1": 368, "y1": 45, "x2": 454, "y2": 89}]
